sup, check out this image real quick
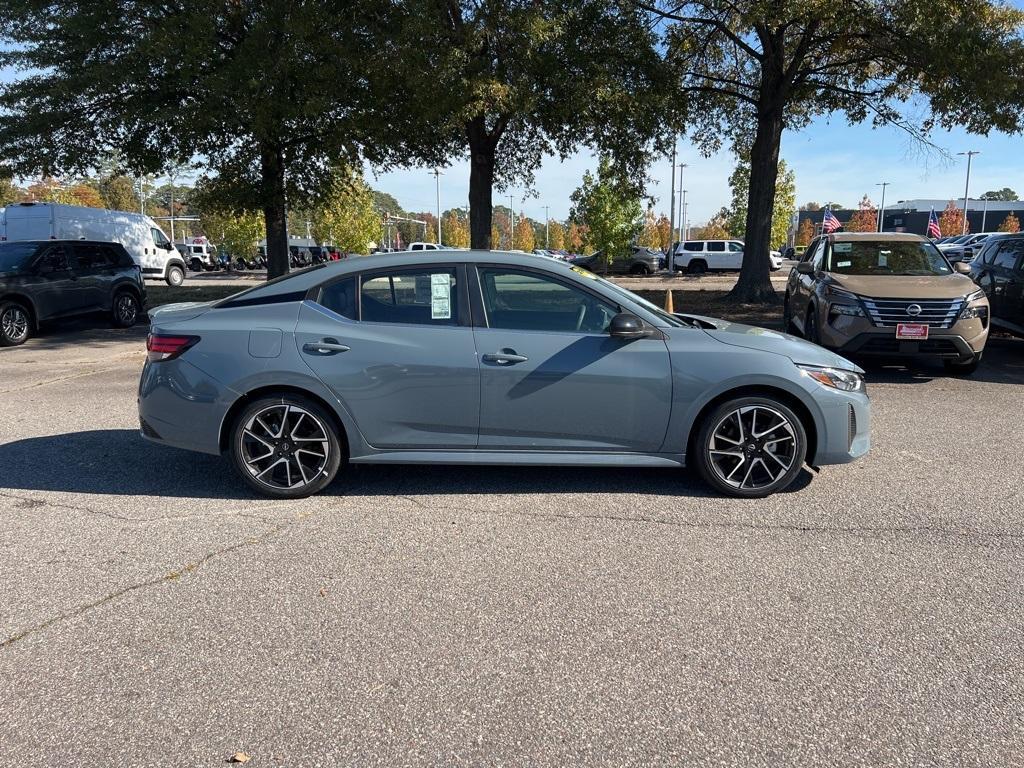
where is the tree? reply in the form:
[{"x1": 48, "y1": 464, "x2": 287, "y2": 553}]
[
  {"x1": 938, "y1": 201, "x2": 968, "y2": 236},
  {"x1": 800, "y1": 202, "x2": 822, "y2": 212},
  {"x1": 693, "y1": 212, "x2": 731, "y2": 240},
  {"x1": 513, "y1": 217, "x2": 535, "y2": 251},
  {"x1": 570, "y1": 158, "x2": 643, "y2": 267},
  {"x1": 199, "y1": 208, "x2": 265, "y2": 259},
  {"x1": 67, "y1": 182, "x2": 104, "y2": 208},
  {"x1": 0, "y1": 1, "x2": 418, "y2": 279},
  {"x1": 566, "y1": 221, "x2": 588, "y2": 253},
  {"x1": 981, "y1": 188, "x2": 1019, "y2": 201},
  {"x1": 307, "y1": 171, "x2": 382, "y2": 253},
  {"x1": 796, "y1": 218, "x2": 815, "y2": 247},
  {"x1": 548, "y1": 220, "x2": 566, "y2": 250},
  {"x1": 97, "y1": 175, "x2": 138, "y2": 212},
  {"x1": 637, "y1": 209, "x2": 662, "y2": 249},
  {"x1": 998, "y1": 213, "x2": 1021, "y2": 233},
  {"x1": 726, "y1": 155, "x2": 796, "y2": 249},
  {"x1": 643, "y1": 0, "x2": 1024, "y2": 301},
  {"x1": 0, "y1": 176, "x2": 22, "y2": 206},
  {"x1": 845, "y1": 195, "x2": 879, "y2": 232},
  {"x1": 441, "y1": 210, "x2": 470, "y2": 248},
  {"x1": 401, "y1": 0, "x2": 670, "y2": 249}
]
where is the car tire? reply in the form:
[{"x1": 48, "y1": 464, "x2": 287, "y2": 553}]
[
  {"x1": 805, "y1": 307, "x2": 821, "y2": 345},
  {"x1": 693, "y1": 396, "x2": 808, "y2": 498},
  {"x1": 630, "y1": 263, "x2": 651, "y2": 276},
  {"x1": 782, "y1": 293, "x2": 793, "y2": 332},
  {"x1": 0, "y1": 300, "x2": 33, "y2": 346},
  {"x1": 687, "y1": 260, "x2": 707, "y2": 275},
  {"x1": 110, "y1": 290, "x2": 141, "y2": 328},
  {"x1": 943, "y1": 353, "x2": 982, "y2": 376},
  {"x1": 165, "y1": 264, "x2": 185, "y2": 287},
  {"x1": 229, "y1": 395, "x2": 343, "y2": 499}
]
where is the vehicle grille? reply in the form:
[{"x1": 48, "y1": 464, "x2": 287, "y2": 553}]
[{"x1": 861, "y1": 297, "x2": 964, "y2": 328}]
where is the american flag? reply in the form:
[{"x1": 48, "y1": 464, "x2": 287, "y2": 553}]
[
  {"x1": 823, "y1": 208, "x2": 842, "y2": 234},
  {"x1": 927, "y1": 207, "x2": 942, "y2": 238}
]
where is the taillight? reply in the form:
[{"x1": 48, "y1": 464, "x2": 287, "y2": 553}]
[{"x1": 146, "y1": 334, "x2": 199, "y2": 362}]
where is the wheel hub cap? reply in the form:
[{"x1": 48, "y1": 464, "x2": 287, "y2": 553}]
[
  {"x1": 707, "y1": 405, "x2": 797, "y2": 490},
  {"x1": 239, "y1": 404, "x2": 330, "y2": 490}
]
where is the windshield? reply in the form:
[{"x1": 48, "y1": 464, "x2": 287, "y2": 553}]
[
  {"x1": 950, "y1": 234, "x2": 973, "y2": 245},
  {"x1": 0, "y1": 242, "x2": 38, "y2": 272},
  {"x1": 569, "y1": 265, "x2": 688, "y2": 327},
  {"x1": 827, "y1": 240, "x2": 951, "y2": 276}
]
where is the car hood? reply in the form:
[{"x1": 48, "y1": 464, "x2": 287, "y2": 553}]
[
  {"x1": 149, "y1": 301, "x2": 214, "y2": 325},
  {"x1": 829, "y1": 273, "x2": 976, "y2": 299},
  {"x1": 676, "y1": 314, "x2": 863, "y2": 372}
]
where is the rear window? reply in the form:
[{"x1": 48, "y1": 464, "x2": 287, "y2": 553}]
[
  {"x1": 682, "y1": 241, "x2": 703, "y2": 251},
  {"x1": 0, "y1": 242, "x2": 40, "y2": 271}
]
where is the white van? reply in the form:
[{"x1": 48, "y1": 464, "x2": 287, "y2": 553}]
[
  {"x1": 672, "y1": 239, "x2": 782, "y2": 274},
  {"x1": 0, "y1": 202, "x2": 187, "y2": 286}
]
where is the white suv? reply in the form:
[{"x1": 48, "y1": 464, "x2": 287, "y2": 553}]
[{"x1": 672, "y1": 239, "x2": 782, "y2": 274}]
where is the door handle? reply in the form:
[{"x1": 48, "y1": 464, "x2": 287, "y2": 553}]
[
  {"x1": 482, "y1": 351, "x2": 529, "y2": 365},
  {"x1": 303, "y1": 339, "x2": 350, "y2": 355}
]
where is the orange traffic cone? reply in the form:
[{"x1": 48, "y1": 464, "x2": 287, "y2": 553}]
[{"x1": 664, "y1": 289, "x2": 675, "y2": 314}]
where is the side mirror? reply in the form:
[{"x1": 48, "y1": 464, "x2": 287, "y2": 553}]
[
  {"x1": 954, "y1": 261, "x2": 971, "y2": 274},
  {"x1": 608, "y1": 312, "x2": 649, "y2": 340},
  {"x1": 163, "y1": 241, "x2": 174, "y2": 251},
  {"x1": 796, "y1": 261, "x2": 815, "y2": 275},
  {"x1": 784, "y1": 247, "x2": 795, "y2": 259}
]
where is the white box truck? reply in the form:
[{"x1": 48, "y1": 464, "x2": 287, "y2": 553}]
[{"x1": 0, "y1": 202, "x2": 188, "y2": 286}]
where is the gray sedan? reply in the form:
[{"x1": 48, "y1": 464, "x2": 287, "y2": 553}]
[{"x1": 139, "y1": 250, "x2": 870, "y2": 498}]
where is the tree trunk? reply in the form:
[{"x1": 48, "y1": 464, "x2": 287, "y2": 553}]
[
  {"x1": 730, "y1": 100, "x2": 785, "y2": 304},
  {"x1": 467, "y1": 117, "x2": 496, "y2": 250},
  {"x1": 260, "y1": 142, "x2": 289, "y2": 280}
]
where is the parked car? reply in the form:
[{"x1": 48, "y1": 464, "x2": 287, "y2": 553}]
[
  {"x1": 140, "y1": 250, "x2": 870, "y2": 499},
  {"x1": 970, "y1": 233, "x2": 1024, "y2": 337},
  {"x1": 571, "y1": 245, "x2": 664, "y2": 275},
  {"x1": 671, "y1": 239, "x2": 783, "y2": 274},
  {"x1": 0, "y1": 201, "x2": 186, "y2": 286},
  {"x1": 0, "y1": 240, "x2": 146, "y2": 346},
  {"x1": 407, "y1": 242, "x2": 444, "y2": 251},
  {"x1": 179, "y1": 237, "x2": 221, "y2": 272},
  {"x1": 783, "y1": 232, "x2": 989, "y2": 374},
  {"x1": 937, "y1": 232, "x2": 1000, "y2": 264}
]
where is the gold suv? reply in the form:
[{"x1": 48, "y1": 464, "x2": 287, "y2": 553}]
[{"x1": 783, "y1": 232, "x2": 990, "y2": 374}]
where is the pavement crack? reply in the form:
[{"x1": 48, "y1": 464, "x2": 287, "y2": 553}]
[
  {"x1": 0, "y1": 356, "x2": 140, "y2": 394},
  {"x1": 0, "y1": 517, "x2": 300, "y2": 651}
]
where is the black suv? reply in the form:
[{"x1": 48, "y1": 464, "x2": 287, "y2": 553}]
[
  {"x1": 0, "y1": 240, "x2": 146, "y2": 346},
  {"x1": 970, "y1": 233, "x2": 1024, "y2": 337}
]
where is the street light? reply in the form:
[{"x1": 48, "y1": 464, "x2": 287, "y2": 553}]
[
  {"x1": 430, "y1": 169, "x2": 443, "y2": 244},
  {"x1": 875, "y1": 182, "x2": 890, "y2": 232},
  {"x1": 676, "y1": 163, "x2": 688, "y2": 242},
  {"x1": 958, "y1": 151, "x2": 980, "y2": 235},
  {"x1": 543, "y1": 205, "x2": 550, "y2": 249}
]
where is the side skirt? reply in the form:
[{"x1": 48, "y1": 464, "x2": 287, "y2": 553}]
[{"x1": 350, "y1": 450, "x2": 687, "y2": 468}]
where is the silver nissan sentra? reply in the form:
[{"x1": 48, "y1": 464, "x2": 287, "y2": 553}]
[{"x1": 138, "y1": 250, "x2": 870, "y2": 498}]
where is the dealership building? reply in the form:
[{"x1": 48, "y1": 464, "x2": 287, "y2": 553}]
[{"x1": 797, "y1": 198, "x2": 1024, "y2": 237}]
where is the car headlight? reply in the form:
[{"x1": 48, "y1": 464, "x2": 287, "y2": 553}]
[
  {"x1": 829, "y1": 303, "x2": 865, "y2": 317},
  {"x1": 798, "y1": 364, "x2": 865, "y2": 393},
  {"x1": 959, "y1": 290, "x2": 988, "y2": 320},
  {"x1": 824, "y1": 285, "x2": 861, "y2": 302},
  {"x1": 965, "y1": 289, "x2": 986, "y2": 303}
]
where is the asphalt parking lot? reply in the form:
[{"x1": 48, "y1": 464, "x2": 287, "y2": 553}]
[{"x1": 2, "y1": 317, "x2": 1024, "y2": 766}]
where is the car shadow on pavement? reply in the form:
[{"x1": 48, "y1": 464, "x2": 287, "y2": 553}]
[
  {"x1": 0, "y1": 429, "x2": 814, "y2": 500},
  {"x1": 0, "y1": 316, "x2": 149, "y2": 354}
]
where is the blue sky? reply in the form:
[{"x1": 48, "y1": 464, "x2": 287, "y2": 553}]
[{"x1": 370, "y1": 118, "x2": 1024, "y2": 227}]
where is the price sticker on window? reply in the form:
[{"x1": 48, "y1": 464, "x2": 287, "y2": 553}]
[{"x1": 430, "y1": 273, "x2": 451, "y2": 319}]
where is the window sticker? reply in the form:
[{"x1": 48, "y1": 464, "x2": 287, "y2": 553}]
[
  {"x1": 833, "y1": 242, "x2": 852, "y2": 253},
  {"x1": 878, "y1": 250, "x2": 890, "y2": 268},
  {"x1": 430, "y1": 273, "x2": 451, "y2": 319},
  {"x1": 837, "y1": 260, "x2": 852, "y2": 268}
]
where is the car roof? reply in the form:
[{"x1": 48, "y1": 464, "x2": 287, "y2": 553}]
[
  {"x1": 828, "y1": 232, "x2": 925, "y2": 243},
  {"x1": 0, "y1": 239, "x2": 125, "y2": 246},
  {"x1": 225, "y1": 249, "x2": 580, "y2": 302}
]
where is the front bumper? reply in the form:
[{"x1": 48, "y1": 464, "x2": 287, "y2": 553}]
[
  {"x1": 821, "y1": 314, "x2": 988, "y2": 362},
  {"x1": 812, "y1": 386, "x2": 871, "y2": 465}
]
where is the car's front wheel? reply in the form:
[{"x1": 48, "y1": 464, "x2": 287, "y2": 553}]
[
  {"x1": 630, "y1": 263, "x2": 651, "y2": 276},
  {"x1": 694, "y1": 397, "x2": 808, "y2": 497},
  {"x1": 165, "y1": 264, "x2": 185, "y2": 287},
  {"x1": 944, "y1": 353, "x2": 982, "y2": 376},
  {"x1": 0, "y1": 300, "x2": 32, "y2": 346},
  {"x1": 229, "y1": 396, "x2": 343, "y2": 498}
]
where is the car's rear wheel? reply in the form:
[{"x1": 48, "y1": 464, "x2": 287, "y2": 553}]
[
  {"x1": 630, "y1": 263, "x2": 651, "y2": 276},
  {"x1": 165, "y1": 264, "x2": 185, "y2": 287},
  {"x1": 687, "y1": 260, "x2": 707, "y2": 275},
  {"x1": 944, "y1": 353, "x2": 981, "y2": 376},
  {"x1": 0, "y1": 300, "x2": 32, "y2": 346},
  {"x1": 230, "y1": 396, "x2": 342, "y2": 498},
  {"x1": 111, "y1": 290, "x2": 141, "y2": 328},
  {"x1": 694, "y1": 397, "x2": 807, "y2": 498}
]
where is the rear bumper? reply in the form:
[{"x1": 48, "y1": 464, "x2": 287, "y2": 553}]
[{"x1": 137, "y1": 357, "x2": 232, "y2": 456}]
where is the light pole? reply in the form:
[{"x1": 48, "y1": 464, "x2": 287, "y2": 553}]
[
  {"x1": 669, "y1": 143, "x2": 677, "y2": 249},
  {"x1": 958, "y1": 150, "x2": 980, "y2": 234},
  {"x1": 543, "y1": 205, "x2": 550, "y2": 249},
  {"x1": 509, "y1": 193, "x2": 515, "y2": 249},
  {"x1": 875, "y1": 182, "x2": 890, "y2": 232},
  {"x1": 681, "y1": 190, "x2": 688, "y2": 240},
  {"x1": 676, "y1": 163, "x2": 688, "y2": 242},
  {"x1": 431, "y1": 169, "x2": 443, "y2": 244}
]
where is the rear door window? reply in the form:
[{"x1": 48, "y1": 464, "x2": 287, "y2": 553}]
[
  {"x1": 71, "y1": 243, "x2": 113, "y2": 270},
  {"x1": 707, "y1": 241, "x2": 725, "y2": 252},
  {"x1": 993, "y1": 241, "x2": 1024, "y2": 270},
  {"x1": 359, "y1": 267, "x2": 459, "y2": 326}
]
